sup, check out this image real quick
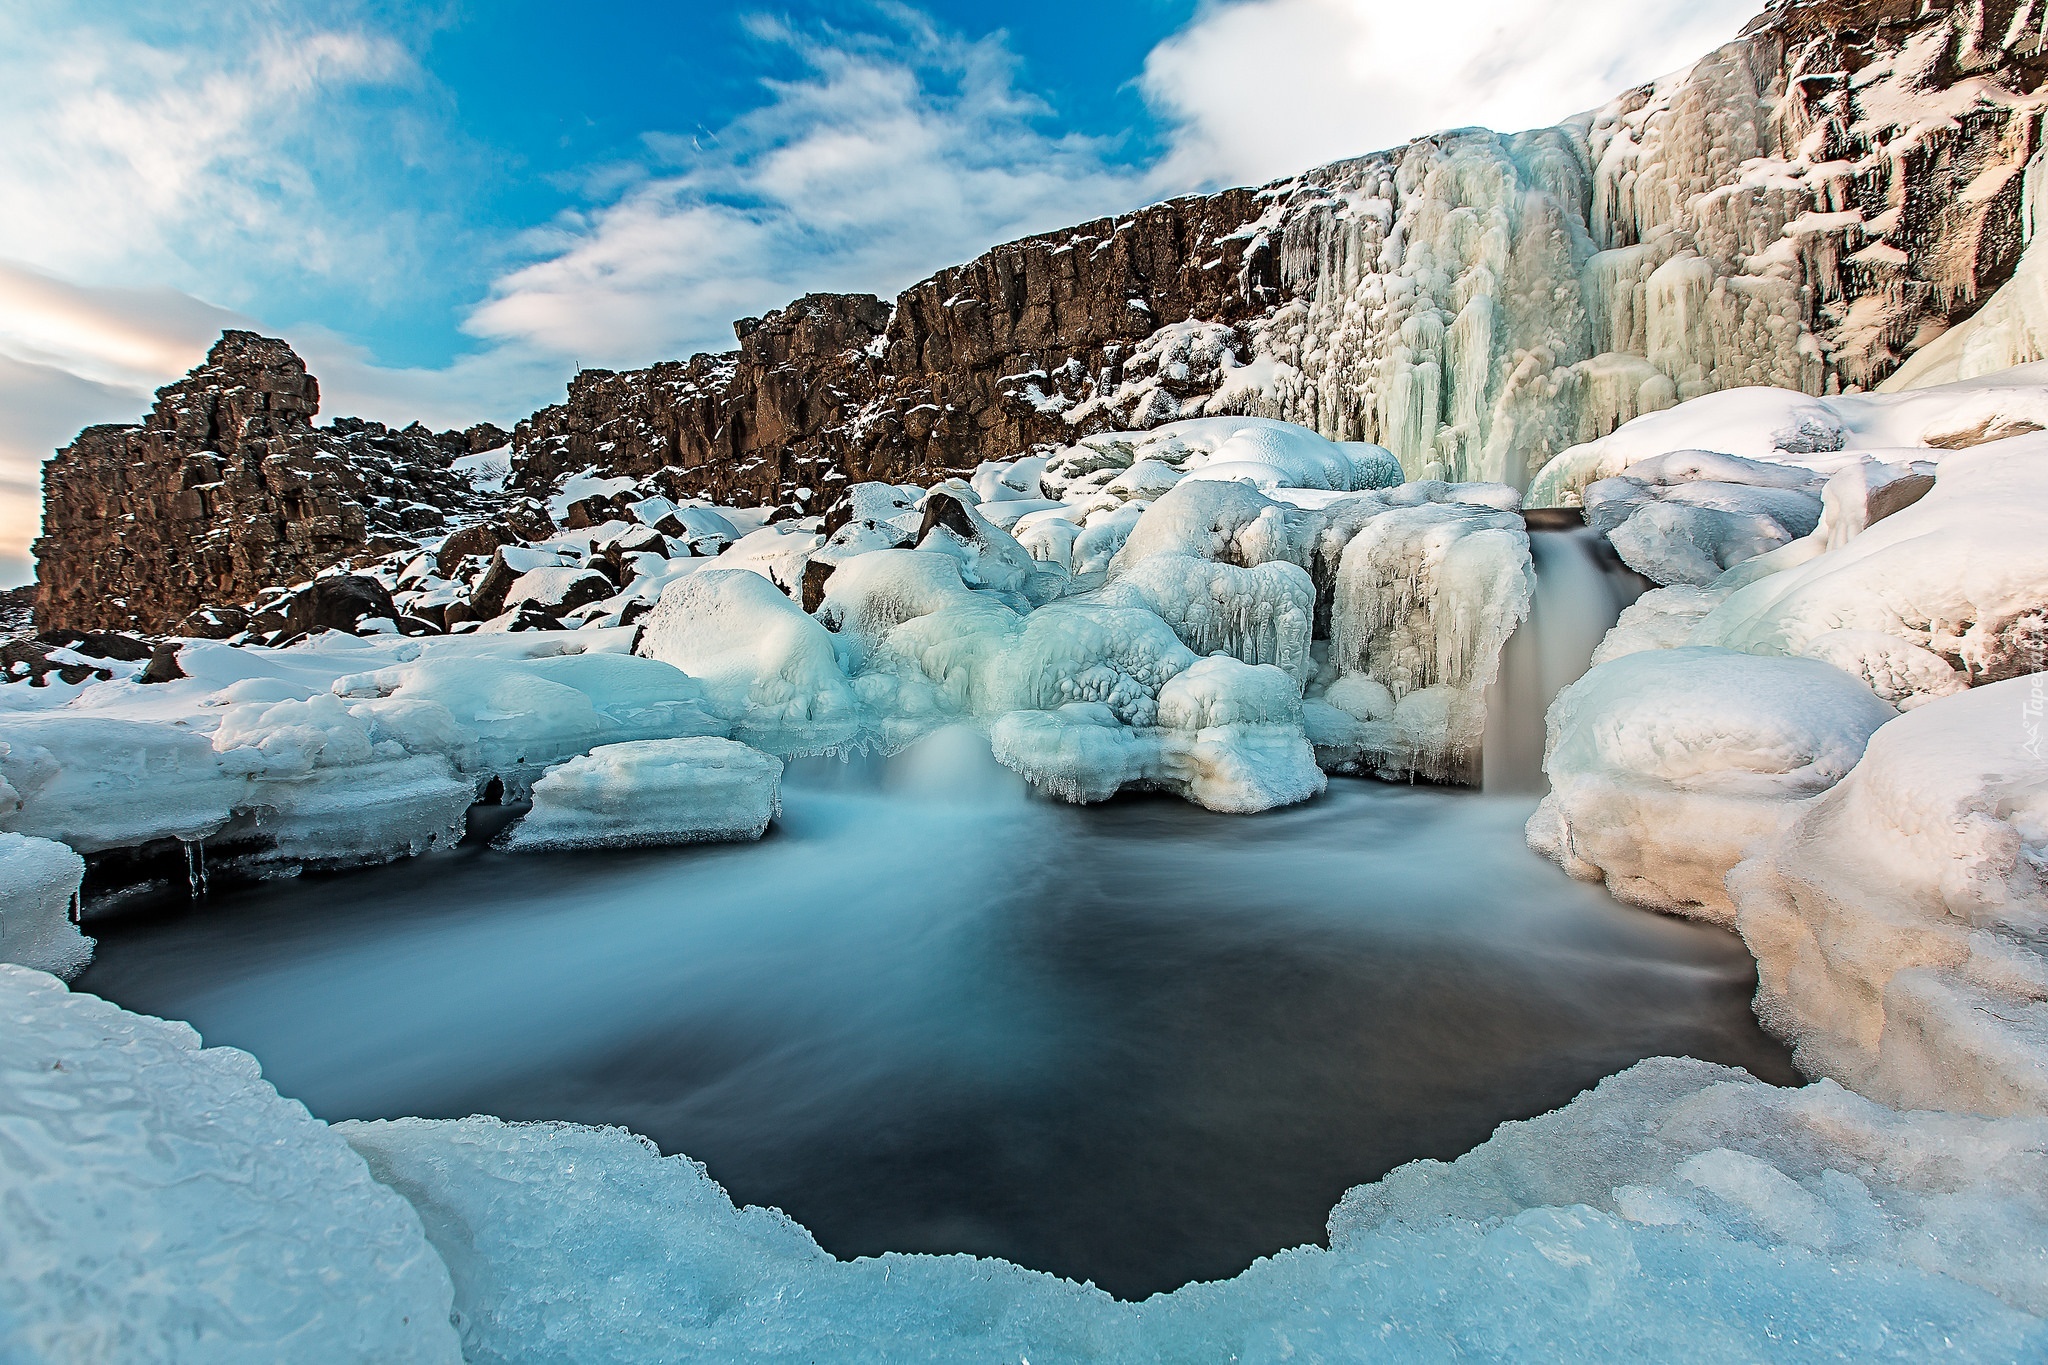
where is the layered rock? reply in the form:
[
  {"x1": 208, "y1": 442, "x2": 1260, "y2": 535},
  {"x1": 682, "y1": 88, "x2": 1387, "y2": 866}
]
[{"x1": 34, "y1": 333, "x2": 501, "y2": 633}]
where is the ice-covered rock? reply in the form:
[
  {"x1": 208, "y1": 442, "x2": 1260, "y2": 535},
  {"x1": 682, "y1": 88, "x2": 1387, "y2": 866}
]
[
  {"x1": 1098, "y1": 554, "x2": 1314, "y2": 683},
  {"x1": 1318, "y1": 500, "x2": 1532, "y2": 782},
  {"x1": 634, "y1": 569, "x2": 860, "y2": 755},
  {"x1": 340, "y1": 1054, "x2": 2048, "y2": 1363},
  {"x1": 1732, "y1": 678, "x2": 2048, "y2": 1117},
  {"x1": 0, "y1": 833, "x2": 90, "y2": 978},
  {"x1": 0, "y1": 965, "x2": 460, "y2": 1363},
  {"x1": 1529, "y1": 647, "x2": 1896, "y2": 922},
  {"x1": 499, "y1": 738, "x2": 782, "y2": 851}
]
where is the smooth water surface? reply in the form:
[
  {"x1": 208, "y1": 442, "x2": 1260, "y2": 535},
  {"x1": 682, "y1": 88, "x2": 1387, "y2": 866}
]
[{"x1": 79, "y1": 732, "x2": 1795, "y2": 1298}]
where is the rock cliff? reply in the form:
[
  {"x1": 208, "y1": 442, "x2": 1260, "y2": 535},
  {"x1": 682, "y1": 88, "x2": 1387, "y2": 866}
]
[{"x1": 34, "y1": 333, "x2": 503, "y2": 633}]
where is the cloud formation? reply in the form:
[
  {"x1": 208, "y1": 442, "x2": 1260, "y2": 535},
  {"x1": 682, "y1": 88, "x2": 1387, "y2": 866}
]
[
  {"x1": 466, "y1": 12, "x2": 1155, "y2": 368},
  {"x1": 1140, "y1": 0, "x2": 1762, "y2": 187}
]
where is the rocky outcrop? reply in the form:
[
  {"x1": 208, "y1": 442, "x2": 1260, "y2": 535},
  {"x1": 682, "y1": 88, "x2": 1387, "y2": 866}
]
[
  {"x1": 33, "y1": 332, "x2": 501, "y2": 634},
  {"x1": 509, "y1": 0, "x2": 2048, "y2": 505},
  {"x1": 510, "y1": 187, "x2": 1270, "y2": 505}
]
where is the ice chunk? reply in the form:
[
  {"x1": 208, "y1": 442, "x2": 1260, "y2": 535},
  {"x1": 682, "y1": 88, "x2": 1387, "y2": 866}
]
[
  {"x1": 0, "y1": 965, "x2": 459, "y2": 1363},
  {"x1": 1732, "y1": 677, "x2": 2048, "y2": 1116},
  {"x1": 635, "y1": 569, "x2": 860, "y2": 755},
  {"x1": 1529, "y1": 646, "x2": 1896, "y2": 921},
  {"x1": 499, "y1": 738, "x2": 782, "y2": 851},
  {"x1": 0, "y1": 833, "x2": 90, "y2": 977}
]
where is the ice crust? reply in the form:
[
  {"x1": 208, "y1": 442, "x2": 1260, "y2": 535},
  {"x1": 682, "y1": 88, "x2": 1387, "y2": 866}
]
[
  {"x1": 0, "y1": 832, "x2": 90, "y2": 977},
  {"x1": 0, "y1": 964, "x2": 460, "y2": 1363},
  {"x1": 337, "y1": 1054, "x2": 2048, "y2": 1363},
  {"x1": 499, "y1": 738, "x2": 782, "y2": 851}
]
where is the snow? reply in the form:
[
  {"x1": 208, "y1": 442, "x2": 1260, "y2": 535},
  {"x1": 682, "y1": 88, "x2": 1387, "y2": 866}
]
[
  {"x1": 0, "y1": 832, "x2": 89, "y2": 978},
  {"x1": 339, "y1": 1054, "x2": 2048, "y2": 1363},
  {"x1": 500, "y1": 738, "x2": 782, "y2": 851},
  {"x1": 1097, "y1": 554, "x2": 1314, "y2": 683},
  {"x1": 1690, "y1": 439, "x2": 2048, "y2": 697},
  {"x1": 1732, "y1": 677, "x2": 2048, "y2": 1117},
  {"x1": 0, "y1": 965, "x2": 460, "y2": 1363},
  {"x1": 634, "y1": 569, "x2": 860, "y2": 755},
  {"x1": 1529, "y1": 646, "x2": 1896, "y2": 923}
]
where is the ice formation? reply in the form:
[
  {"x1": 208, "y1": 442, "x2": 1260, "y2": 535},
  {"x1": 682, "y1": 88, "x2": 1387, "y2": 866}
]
[
  {"x1": 0, "y1": 965, "x2": 460, "y2": 1363},
  {"x1": 0, "y1": 832, "x2": 90, "y2": 977},
  {"x1": 335, "y1": 1053, "x2": 2048, "y2": 1363},
  {"x1": 499, "y1": 738, "x2": 782, "y2": 851},
  {"x1": 1732, "y1": 677, "x2": 2048, "y2": 1118}
]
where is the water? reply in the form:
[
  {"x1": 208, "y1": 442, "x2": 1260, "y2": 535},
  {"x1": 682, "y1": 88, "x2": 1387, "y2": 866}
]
[
  {"x1": 77, "y1": 727, "x2": 1794, "y2": 1299},
  {"x1": 1484, "y1": 528, "x2": 1651, "y2": 792}
]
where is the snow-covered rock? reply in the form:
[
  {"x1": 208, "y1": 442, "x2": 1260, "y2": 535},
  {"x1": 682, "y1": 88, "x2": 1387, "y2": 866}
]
[
  {"x1": 1732, "y1": 678, "x2": 2048, "y2": 1117},
  {"x1": 1529, "y1": 647, "x2": 1896, "y2": 922},
  {"x1": 0, "y1": 965, "x2": 460, "y2": 1363},
  {"x1": 634, "y1": 569, "x2": 860, "y2": 755},
  {"x1": 1691, "y1": 440, "x2": 2048, "y2": 701},
  {"x1": 499, "y1": 738, "x2": 782, "y2": 851},
  {"x1": 0, "y1": 833, "x2": 90, "y2": 978}
]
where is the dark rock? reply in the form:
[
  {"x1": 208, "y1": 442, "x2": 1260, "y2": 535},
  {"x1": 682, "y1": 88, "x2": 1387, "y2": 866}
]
[
  {"x1": 176, "y1": 604, "x2": 250, "y2": 639},
  {"x1": 284, "y1": 575, "x2": 399, "y2": 637},
  {"x1": 435, "y1": 521, "x2": 515, "y2": 577},
  {"x1": 1522, "y1": 507, "x2": 1587, "y2": 531},
  {"x1": 139, "y1": 642, "x2": 187, "y2": 684},
  {"x1": 73, "y1": 631, "x2": 156, "y2": 662},
  {"x1": 802, "y1": 557, "x2": 837, "y2": 615},
  {"x1": 464, "y1": 422, "x2": 511, "y2": 453},
  {"x1": 916, "y1": 490, "x2": 980, "y2": 543}
]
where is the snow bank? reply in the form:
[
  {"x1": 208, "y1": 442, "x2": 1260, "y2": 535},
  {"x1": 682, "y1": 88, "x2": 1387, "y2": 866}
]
[
  {"x1": 500, "y1": 738, "x2": 782, "y2": 851},
  {"x1": 1529, "y1": 647, "x2": 1895, "y2": 922},
  {"x1": 1097, "y1": 553, "x2": 1314, "y2": 683},
  {"x1": 0, "y1": 965, "x2": 459, "y2": 1363},
  {"x1": 341, "y1": 1054, "x2": 2048, "y2": 1363},
  {"x1": 0, "y1": 833, "x2": 89, "y2": 978},
  {"x1": 1732, "y1": 678, "x2": 2048, "y2": 1117}
]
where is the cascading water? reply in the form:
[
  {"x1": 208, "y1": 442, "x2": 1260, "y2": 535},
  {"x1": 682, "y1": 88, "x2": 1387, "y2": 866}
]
[{"x1": 1482, "y1": 527, "x2": 1649, "y2": 792}]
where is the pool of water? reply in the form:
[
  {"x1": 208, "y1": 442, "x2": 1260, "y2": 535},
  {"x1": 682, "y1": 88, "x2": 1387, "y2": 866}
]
[{"x1": 77, "y1": 730, "x2": 1795, "y2": 1299}]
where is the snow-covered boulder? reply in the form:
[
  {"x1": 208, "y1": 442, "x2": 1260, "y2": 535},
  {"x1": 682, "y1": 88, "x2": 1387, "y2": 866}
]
[
  {"x1": 0, "y1": 833, "x2": 90, "y2": 978},
  {"x1": 1731, "y1": 678, "x2": 2048, "y2": 1116},
  {"x1": 0, "y1": 966, "x2": 460, "y2": 1363},
  {"x1": 499, "y1": 738, "x2": 782, "y2": 851},
  {"x1": 634, "y1": 569, "x2": 860, "y2": 755},
  {"x1": 1529, "y1": 647, "x2": 1896, "y2": 921}
]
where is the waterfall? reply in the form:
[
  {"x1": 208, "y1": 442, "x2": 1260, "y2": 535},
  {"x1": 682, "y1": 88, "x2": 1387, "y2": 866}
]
[{"x1": 1482, "y1": 527, "x2": 1646, "y2": 792}]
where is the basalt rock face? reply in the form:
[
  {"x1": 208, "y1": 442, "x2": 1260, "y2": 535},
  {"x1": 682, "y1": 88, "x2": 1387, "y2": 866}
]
[
  {"x1": 510, "y1": 189, "x2": 1272, "y2": 505},
  {"x1": 509, "y1": 0, "x2": 2048, "y2": 505},
  {"x1": 34, "y1": 332, "x2": 499, "y2": 633}
]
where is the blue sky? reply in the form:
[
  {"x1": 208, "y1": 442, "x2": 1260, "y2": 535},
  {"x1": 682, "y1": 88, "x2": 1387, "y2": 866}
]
[{"x1": 0, "y1": 0, "x2": 1764, "y2": 584}]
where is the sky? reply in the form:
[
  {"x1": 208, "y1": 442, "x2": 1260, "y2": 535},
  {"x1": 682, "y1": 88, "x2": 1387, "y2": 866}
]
[{"x1": 0, "y1": 0, "x2": 1765, "y2": 586}]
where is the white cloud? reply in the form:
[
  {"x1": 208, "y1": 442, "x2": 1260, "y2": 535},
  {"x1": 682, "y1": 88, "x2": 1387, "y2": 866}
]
[
  {"x1": 1139, "y1": 0, "x2": 1765, "y2": 188},
  {"x1": 465, "y1": 13, "x2": 1156, "y2": 367},
  {"x1": 0, "y1": 3, "x2": 416, "y2": 289}
]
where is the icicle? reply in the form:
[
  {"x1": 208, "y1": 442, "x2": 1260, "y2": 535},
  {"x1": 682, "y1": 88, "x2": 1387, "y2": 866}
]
[{"x1": 183, "y1": 839, "x2": 209, "y2": 900}]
